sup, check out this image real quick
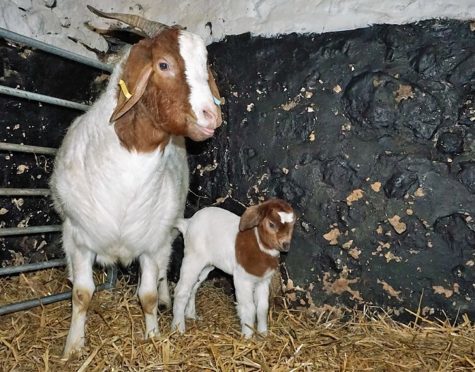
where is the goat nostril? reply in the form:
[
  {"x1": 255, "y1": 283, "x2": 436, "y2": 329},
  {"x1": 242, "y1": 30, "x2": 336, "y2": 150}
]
[
  {"x1": 203, "y1": 108, "x2": 216, "y2": 122},
  {"x1": 203, "y1": 108, "x2": 220, "y2": 128}
]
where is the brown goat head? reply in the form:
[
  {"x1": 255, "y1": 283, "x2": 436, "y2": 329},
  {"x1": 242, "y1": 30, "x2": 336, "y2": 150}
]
[
  {"x1": 111, "y1": 27, "x2": 223, "y2": 152},
  {"x1": 239, "y1": 199, "x2": 296, "y2": 252}
]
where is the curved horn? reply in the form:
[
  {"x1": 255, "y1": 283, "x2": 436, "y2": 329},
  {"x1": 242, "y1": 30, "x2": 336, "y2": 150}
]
[{"x1": 87, "y1": 5, "x2": 170, "y2": 37}]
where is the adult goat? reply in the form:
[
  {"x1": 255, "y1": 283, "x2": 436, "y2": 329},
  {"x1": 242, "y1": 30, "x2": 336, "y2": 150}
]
[{"x1": 50, "y1": 6, "x2": 222, "y2": 358}]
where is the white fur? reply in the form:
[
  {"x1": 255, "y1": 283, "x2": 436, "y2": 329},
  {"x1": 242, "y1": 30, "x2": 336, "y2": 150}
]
[
  {"x1": 255, "y1": 228, "x2": 279, "y2": 257},
  {"x1": 50, "y1": 31, "x2": 212, "y2": 358},
  {"x1": 171, "y1": 207, "x2": 278, "y2": 338},
  {"x1": 278, "y1": 211, "x2": 294, "y2": 224},
  {"x1": 179, "y1": 31, "x2": 217, "y2": 128}
]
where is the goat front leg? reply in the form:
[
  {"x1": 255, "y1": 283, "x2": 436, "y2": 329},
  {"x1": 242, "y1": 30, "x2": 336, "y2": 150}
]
[
  {"x1": 62, "y1": 223, "x2": 95, "y2": 359},
  {"x1": 234, "y1": 273, "x2": 256, "y2": 338},
  {"x1": 255, "y1": 279, "x2": 271, "y2": 335},
  {"x1": 139, "y1": 254, "x2": 160, "y2": 338}
]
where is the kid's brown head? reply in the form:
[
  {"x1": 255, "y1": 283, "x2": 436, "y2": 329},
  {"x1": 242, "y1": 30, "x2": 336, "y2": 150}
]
[{"x1": 239, "y1": 199, "x2": 295, "y2": 252}]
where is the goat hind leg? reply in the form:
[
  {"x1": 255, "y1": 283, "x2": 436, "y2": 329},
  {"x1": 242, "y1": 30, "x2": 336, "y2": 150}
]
[
  {"x1": 172, "y1": 256, "x2": 206, "y2": 333},
  {"x1": 154, "y1": 244, "x2": 172, "y2": 309},
  {"x1": 185, "y1": 265, "x2": 214, "y2": 319}
]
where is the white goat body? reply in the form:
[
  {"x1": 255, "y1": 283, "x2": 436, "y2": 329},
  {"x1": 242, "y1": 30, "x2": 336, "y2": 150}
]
[{"x1": 52, "y1": 62, "x2": 188, "y2": 267}]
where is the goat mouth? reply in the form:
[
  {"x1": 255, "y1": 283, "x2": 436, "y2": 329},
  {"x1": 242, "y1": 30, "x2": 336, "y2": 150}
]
[
  {"x1": 186, "y1": 116, "x2": 216, "y2": 141},
  {"x1": 188, "y1": 121, "x2": 215, "y2": 140},
  {"x1": 196, "y1": 124, "x2": 215, "y2": 137}
]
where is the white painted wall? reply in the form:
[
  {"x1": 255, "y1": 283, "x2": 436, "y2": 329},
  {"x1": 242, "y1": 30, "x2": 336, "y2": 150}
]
[{"x1": 1, "y1": 0, "x2": 474, "y2": 59}]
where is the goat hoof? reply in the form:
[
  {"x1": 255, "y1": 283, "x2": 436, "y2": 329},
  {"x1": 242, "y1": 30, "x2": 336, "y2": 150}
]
[
  {"x1": 61, "y1": 341, "x2": 84, "y2": 361},
  {"x1": 145, "y1": 328, "x2": 160, "y2": 339},
  {"x1": 171, "y1": 320, "x2": 185, "y2": 334}
]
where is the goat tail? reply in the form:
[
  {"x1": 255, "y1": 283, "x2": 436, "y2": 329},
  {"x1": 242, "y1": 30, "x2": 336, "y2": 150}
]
[{"x1": 174, "y1": 218, "x2": 190, "y2": 235}]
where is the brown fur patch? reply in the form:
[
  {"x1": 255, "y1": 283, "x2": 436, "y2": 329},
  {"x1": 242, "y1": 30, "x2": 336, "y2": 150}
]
[
  {"x1": 235, "y1": 229, "x2": 279, "y2": 277},
  {"x1": 72, "y1": 287, "x2": 93, "y2": 313},
  {"x1": 140, "y1": 292, "x2": 158, "y2": 315},
  {"x1": 113, "y1": 28, "x2": 198, "y2": 152}
]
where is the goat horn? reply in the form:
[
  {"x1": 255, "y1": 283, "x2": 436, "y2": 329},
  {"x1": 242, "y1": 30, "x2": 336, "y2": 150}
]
[{"x1": 87, "y1": 5, "x2": 170, "y2": 37}]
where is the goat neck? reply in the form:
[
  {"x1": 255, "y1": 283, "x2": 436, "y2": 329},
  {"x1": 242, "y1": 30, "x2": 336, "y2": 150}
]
[{"x1": 235, "y1": 228, "x2": 279, "y2": 277}]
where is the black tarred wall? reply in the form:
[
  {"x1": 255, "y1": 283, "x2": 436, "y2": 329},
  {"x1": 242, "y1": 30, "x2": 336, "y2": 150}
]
[{"x1": 188, "y1": 19, "x2": 475, "y2": 320}]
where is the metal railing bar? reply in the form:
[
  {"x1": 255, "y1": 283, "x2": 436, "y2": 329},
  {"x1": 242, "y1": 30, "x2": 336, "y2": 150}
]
[
  {"x1": 0, "y1": 142, "x2": 57, "y2": 155},
  {"x1": 0, "y1": 225, "x2": 62, "y2": 237},
  {"x1": 0, "y1": 27, "x2": 113, "y2": 73},
  {"x1": 0, "y1": 258, "x2": 66, "y2": 276},
  {"x1": 0, "y1": 188, "x2": 51, "y2": 196},
  {"x1": 0, "y1": 265, "x2": 118, "y2": 316},
  {"x1": 0, "y1": 291, "x2": 72, "y2": 316},
  {"x1": 0, "y1": 85, "x2": 90, "y2": 111}
]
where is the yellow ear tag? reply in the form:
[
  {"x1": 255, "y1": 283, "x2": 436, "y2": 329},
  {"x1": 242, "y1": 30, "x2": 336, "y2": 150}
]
[{"x1": 119, "y1": 79, "x2": 132, "y2": 100}]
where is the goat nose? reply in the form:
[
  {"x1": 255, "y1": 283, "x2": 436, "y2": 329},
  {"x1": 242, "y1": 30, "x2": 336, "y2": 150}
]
[
  {"x1": 282, "y1": 242, "x2": 290, "y2": 252},
  {"x1": 202, "y1": 105, "x2": 222, "y2": 129},
  {"x1": 202, "y1": 107, "x2": 217, "y2": 126}
]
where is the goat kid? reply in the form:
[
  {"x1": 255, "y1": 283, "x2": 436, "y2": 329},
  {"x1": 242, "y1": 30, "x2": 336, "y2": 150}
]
[
  {"x1": 50, "y1": 8, "x2": 222, "y2": 359},
  {"x1": 172, "y1": 199, "x2": 295, "y2": 338}
]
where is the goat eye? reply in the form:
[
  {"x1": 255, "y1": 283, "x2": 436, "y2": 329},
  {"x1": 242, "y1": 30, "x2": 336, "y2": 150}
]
[
  {"x1": 159, "y1": 62, "x2": 169, "y2": 71},
  {"x1": 269, "y1": 221, "x2": 276, "y2": 229}
]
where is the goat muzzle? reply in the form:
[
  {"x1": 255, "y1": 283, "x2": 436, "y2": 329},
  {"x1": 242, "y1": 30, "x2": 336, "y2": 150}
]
[{"x1": 280, "y1": 241, "x2": 291, "y2": 252}]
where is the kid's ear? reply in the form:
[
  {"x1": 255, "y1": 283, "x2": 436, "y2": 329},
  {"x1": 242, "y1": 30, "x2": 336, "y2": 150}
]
[{"x1": 239, "y1": 205, "x2": 262, "y2": 231}]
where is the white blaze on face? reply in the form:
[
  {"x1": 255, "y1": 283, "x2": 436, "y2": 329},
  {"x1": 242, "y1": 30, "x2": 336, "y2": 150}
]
[
  {"x1": 278, "y1": 211, "x2": 294, "y2": 224},
  {"x1": 178, "y1": 30, "x2": 214, "y2": 128}
]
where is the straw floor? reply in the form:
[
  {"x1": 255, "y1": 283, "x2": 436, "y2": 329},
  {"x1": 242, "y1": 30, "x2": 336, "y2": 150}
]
[{"x1": 1, "y1": 268, "x2": 474, "y2": 371}]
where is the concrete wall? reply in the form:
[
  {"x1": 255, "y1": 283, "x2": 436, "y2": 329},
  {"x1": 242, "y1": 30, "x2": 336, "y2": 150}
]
[{"x1": 1, "y1": 0, "x2": 474, "y2": 58}]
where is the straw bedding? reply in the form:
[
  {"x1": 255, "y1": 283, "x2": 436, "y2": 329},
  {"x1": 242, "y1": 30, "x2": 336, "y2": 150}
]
[{"x1": 1, "y1": 268, "x2": 474, "y2": 371}]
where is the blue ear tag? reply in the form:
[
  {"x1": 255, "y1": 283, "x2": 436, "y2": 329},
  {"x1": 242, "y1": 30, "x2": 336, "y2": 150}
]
[{"x1": 213, "y1": 96, "x2": 222, "y2": 106}]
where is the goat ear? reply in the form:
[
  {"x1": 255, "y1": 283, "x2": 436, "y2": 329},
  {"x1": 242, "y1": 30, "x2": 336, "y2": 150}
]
[
  {"x1": 110, "y1": 40, "x2": 154, "y2": 123},
  {"x1": 110, "y1": 64, "x2": 153, "y2": 122},
  {"x1": 239, "y1": 205, "x2": 262, "y2": 231},
  {"x1": 208, "y1": 67, "x2": 224, "y2": 105}
]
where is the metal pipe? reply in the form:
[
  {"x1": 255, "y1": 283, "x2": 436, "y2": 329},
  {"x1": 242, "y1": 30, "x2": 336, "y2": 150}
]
[
  {"x1": 0, "y1": 266, "x2": 118, "y2": 316},
  {"x1": 0, "y1": 85, "x2": 90, "y2": 111},
  {"x1": 0, "y1": 27, "x2": 113, "y2": 73},
  {"x1": 0, "y1": 258, "x2": 66, "y2": 276},
  {"x1": 0, "y1": 188, "x2": 51, "y2": 196},
  {"x1": 0, "y1": 291, "x2": 73, "y2": 316},
  {"x1": 0, "y1": 142, "x2": 57, "y2": 155},
  {"x1": 0, "y1": 225, "x2": 62, "y2": 237}
]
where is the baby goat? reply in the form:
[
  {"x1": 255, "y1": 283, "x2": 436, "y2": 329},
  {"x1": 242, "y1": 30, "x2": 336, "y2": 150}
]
[{"x1": 172, "y1": 199, "x2": 295, "y2": 337}]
